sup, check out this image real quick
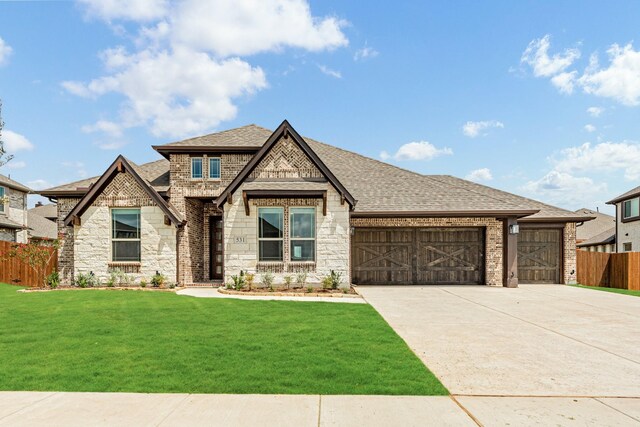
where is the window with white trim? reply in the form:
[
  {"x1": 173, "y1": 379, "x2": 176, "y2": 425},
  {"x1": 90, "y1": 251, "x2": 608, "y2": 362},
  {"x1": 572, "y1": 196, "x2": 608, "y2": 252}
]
[
  {"x1": 290, "y1": 207, "x2": 315, "y2": 262},
  {"x1": 191, "y1": 157, "x2": 203, "y2": 179},
  {"x1": 258, "y1": 207, "x2": 283, "y2": 261},
  {"x1": 623, "y1": 197, "x2": 639, "y2": 219},
  {"x1": 209, "y1": 157, "x2": 221, "y2": 179},
  {"x1": 0, "y1": 186, "x2": 5, "y2": 213},
  {"x1": 111, "y1": 208, "x2": 141, "y2": 262}
]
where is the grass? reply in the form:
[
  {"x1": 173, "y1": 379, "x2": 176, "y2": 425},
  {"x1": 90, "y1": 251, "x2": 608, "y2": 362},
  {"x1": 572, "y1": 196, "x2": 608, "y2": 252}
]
[
  {"x1": 571, "y1": 284, "x2": 640, "y2": 297},
  {"x1": 0, "y1": 283, "x2": 446, "y2": 395}
]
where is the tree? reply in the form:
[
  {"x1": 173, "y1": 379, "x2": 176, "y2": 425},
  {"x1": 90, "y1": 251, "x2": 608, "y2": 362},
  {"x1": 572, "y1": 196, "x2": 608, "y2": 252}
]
[{"x1": 0, "y1": 99, "x2": 13, "y2": 168}]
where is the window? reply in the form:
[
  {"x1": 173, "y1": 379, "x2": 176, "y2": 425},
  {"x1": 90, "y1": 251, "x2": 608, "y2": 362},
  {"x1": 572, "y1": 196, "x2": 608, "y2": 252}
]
[
  {"x1": 623, "y1": 198, "x2": 639, "y2": 219},
  {"x1": 623, "y1": 242, "x2": 633, "y2": 252},
  {"x1": 111, "y1": 209, "x2": 141, "y2": 262},
  {"x1": 209, "y1": 158, "x2": 221, "y2": 179},
  {"x1": 258, "y1": 208, "x2": 283, "y2": 261},
  {"x1": 290, "y1": 207, "x2": 315, "y2": 262},
  {"x1": 191, "y1": 157, "x2": 203, "y2": 179},
  {"x1": 0, "y1": 186, "x2": 4, "y2": 213}
]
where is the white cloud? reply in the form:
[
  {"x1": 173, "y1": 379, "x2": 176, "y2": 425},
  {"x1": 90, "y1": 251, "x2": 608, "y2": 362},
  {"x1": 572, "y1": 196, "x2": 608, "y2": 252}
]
[
  {"x1": 578, "y1": 43, "x2": 640, "y2": 106},
  {"x1": 318, "y1": 64, "x2": 342, "y2": 79},
  {"x1": 62, "y1": 161, "x2": 88, "y2": 179},
  {"x1": 67, "y1": 0, "x2": 348, "y2": 139},
  {"x1": 82, "y1": 119, "x2": 123, "y2": 137},
  {"x1": 521, "y1": 35, "x2": 580, "y2": 78},
  {"x1": 550, "y1": 71, "x2": 577, "y2": 94},
  {"x1": 465, "y1": 168, "x2": 493, "y2": 182},
  {"x1": 584, "y1": 124, "x2": 596, "y2": 133},
  {"x1": 552, "y1": 141, "x2": 640, "y2": 181},
  {"x1": 27, "y1": 179, "x2": 53, "y2": 191},
  {"x1": 587, "y1": 106, "x2": 604, "y2": 117},
  {"x1": 0, "y1": 37, "x2": 12, "y2": 67},
  {"x1": 381, "y1": 141, "x2": 453, "y2": 161},
  {"x1": 4, "y1": 160, "x2": 26, "y2": 169},
  {"x1": 78, "y1": 0, "x2": 169, "y2": 22},
  {"x1": 354, "y1": 46, "x2": 379, "y2": 61},
  {"x1": 3, "y1": 130, "x2": 34, "y2": 152},
  {"x1": 170, "y1": 0, "x2": 348, "y2": 57},
  {"x1": 462, "y1": 120, "x2": 504, "y2": 138},
  {"x1": 522, "y1": 171, "x2": 606, "y2": 206}
]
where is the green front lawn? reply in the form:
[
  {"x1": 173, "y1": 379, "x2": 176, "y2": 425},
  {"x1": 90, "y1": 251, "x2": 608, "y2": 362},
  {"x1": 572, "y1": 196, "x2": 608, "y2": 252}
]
[
  {"x1": 571, "y1": 284, "x2": 640, "y2": 297},
  {"x1": 0, "y1": 283, "x2": 446, "y2": 395}
]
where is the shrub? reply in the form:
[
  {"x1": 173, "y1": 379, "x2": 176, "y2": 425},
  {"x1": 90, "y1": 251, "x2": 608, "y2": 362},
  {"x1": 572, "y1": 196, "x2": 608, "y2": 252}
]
[
  {"x1": 283, "y1": 275, "x2": 293, "y2": 289},
  {"x1": 245, "y1": 273, "x2": 255, "y2": 290},
  {"x1": 75, "y1": 272, "x2": 98, "y2": 288},
  {"x1": 260, "y1": 272, "x2": 274, "y2": 289},
  {"x1": 46, "y1": 271, "x2": 60, "y2": 289},
  {"x1": 168, "y1": 283, "x2": 176, "y2": 289},
  {"x1": 306, "y1": 286, "x2": 314, "y2": 293},
  {"x1": 329, "y1": 270, "x2": 343, "y2": 290},
  {"x1": 231, "y1": 270, "x2": 246, "y2": 291},
  {"x1": 151, "y1": 272, "x2": 166, "y2": 288},
  {"x1": 321, "y1": 275, "x2": 333, "y2": 290},
  {"x1": 140, "y1": 279, "x2": 147, "y2": 288},
  {"x1": 295, "y1": 272, "x2": 307, "y2": 288}
]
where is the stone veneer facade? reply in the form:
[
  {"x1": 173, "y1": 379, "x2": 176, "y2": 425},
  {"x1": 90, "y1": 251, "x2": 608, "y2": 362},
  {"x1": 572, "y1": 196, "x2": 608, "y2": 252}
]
[
  {"x1": 0, "y1": 185, "x2": 28, "y2": 243},
  {"x1": 350, "y1": 217, "x2": 504, "y2": 286}
]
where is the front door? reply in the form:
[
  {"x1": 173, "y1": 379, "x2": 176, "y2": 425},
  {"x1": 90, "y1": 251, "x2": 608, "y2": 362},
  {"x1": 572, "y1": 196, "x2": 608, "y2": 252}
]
[{"x1": 209, "y1": 216, "x2": 224, "y2": 280}]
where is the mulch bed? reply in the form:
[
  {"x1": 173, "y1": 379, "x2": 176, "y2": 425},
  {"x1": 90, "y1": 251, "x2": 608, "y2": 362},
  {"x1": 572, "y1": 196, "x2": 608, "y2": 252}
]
[{"x1": 219, "y1": 286, "x2": 360, "y2": 298}]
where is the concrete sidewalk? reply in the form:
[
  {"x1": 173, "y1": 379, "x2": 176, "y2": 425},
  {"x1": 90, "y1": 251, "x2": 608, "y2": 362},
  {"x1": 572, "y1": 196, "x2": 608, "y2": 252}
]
[{"x1": 1, "y1": 392, "x2": 639, "y2": 426}]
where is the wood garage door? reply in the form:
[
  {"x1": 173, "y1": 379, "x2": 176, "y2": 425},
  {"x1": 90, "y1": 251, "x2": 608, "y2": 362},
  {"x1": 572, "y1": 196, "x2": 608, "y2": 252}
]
[
  {"x1": 352, "y1": 227, "x2": 484, "y2": 285},
  {"x1": 517, "y1": 228, "x2": 562, "y2": 284}
]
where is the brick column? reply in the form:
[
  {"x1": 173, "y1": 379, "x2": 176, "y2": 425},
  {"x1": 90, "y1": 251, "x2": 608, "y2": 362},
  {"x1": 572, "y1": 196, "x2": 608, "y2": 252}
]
[{"x1": 503, "y1": 217, "x2": 518, "y2": 288}]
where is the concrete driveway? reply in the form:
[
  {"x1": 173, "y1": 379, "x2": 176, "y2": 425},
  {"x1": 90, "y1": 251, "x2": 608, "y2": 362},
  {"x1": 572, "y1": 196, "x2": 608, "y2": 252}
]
[{"x1": 358, "y1": 285, "x2": 640, "y2": 397}]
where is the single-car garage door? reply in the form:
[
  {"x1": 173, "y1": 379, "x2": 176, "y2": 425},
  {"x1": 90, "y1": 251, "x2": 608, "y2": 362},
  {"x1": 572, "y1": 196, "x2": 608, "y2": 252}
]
[
  {"x1": 517, "y1": 228, "x2": 562, "y2": 283},
  {"x1": 352, "y1": 227, "x2": 484, "y2": 285}
]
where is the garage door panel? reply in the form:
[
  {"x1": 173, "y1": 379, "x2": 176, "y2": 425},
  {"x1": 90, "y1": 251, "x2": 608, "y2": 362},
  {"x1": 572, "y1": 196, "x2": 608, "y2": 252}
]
[
  {"x1": 352, "y1": 227, "x2": 484, "y2": 285},
  {"x1": 518, "y1": 228, "x2": 561, "y2": 284}
]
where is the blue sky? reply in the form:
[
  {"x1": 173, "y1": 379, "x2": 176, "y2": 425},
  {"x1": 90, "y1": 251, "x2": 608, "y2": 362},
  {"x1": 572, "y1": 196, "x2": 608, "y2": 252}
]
[{"x1": 1, "y1": 1, "x2": 639, "y2": 213}]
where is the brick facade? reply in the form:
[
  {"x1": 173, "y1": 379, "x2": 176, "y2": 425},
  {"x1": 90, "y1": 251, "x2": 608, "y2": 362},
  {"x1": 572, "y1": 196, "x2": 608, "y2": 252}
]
[
  {"x1": 350, "y1": 217, "x2": 504, "y2": 286},
  {"x1": 249, "y1": 137, "x2": 323, "y2": 180},
  {"x1": 57, "y1": 197, "x2": 81, "y2": 283},
  {"x1": 563, "y1": 222, "x2": 577, "y2": 284}
]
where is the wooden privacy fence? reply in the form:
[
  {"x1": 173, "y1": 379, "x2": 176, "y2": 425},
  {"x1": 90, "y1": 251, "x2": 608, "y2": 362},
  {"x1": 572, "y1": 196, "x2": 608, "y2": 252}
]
[
  {"x1": 577, "y1": 250, "x2": 640, "y2": 291},
  {"x1": 0, "y1": 241, "x2": 58, "y2": 287}
]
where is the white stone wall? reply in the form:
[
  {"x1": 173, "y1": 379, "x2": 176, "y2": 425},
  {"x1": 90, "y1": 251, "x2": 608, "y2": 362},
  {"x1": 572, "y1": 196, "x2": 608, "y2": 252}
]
[
  {"x1": 223, "y1": 185, "x2": 350, "y2": 287},
  {"x1": 616, "y1": 202, "x2": 640, "y2": 252},
  {"x1": 74, "y1": 206, "x2": 177, "y2": 284},
  {"x1": 1, "y1": 186, "x2": 28, "y2": 243}
]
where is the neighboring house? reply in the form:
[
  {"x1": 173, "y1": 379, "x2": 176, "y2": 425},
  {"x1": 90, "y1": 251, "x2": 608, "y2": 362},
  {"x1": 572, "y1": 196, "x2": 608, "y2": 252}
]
[
  {"x1": 0, "y1": 174, "x2": 30, "y2": 243},
  {"x1": 577, "y1": 227, "x2": 616, "y2": 253},
  {"x1": 574, "y1": 208, "x2": 615, "y2": 243},
  {"x1": 27, "y1": 202, "x2": 58, "y2": 242},
  {"x1": 40, "y1": 121, "x2": 592, "y2": 287},
  {"x1": 607, "y1": 186, "x2": 640, "y2": 252}
]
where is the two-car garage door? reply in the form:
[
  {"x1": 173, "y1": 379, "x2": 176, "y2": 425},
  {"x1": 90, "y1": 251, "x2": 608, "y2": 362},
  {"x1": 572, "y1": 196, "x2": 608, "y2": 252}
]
[{"x1": 352, "y1": 227, "x2": 484, "y2": 285}]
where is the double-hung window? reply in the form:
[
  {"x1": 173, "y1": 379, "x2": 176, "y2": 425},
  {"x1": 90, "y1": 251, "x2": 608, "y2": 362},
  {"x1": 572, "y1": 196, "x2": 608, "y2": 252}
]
[
  {"x1": 0, "y1": 186, "x2": 5, "y2": 213},
  {"x1": 191, "y1": 157, "x2": 203, "y2": 179},
  {"x1": 209, "y1": 158, "x2": 221, "y2": 179},
  {"x1": 623, "y1": 197, "x2": 639, "y2": 219},
  {"x1": 111, "y1": 208, "x2": 141, "y2": 262},
  {"x1": 290, "y1": 207, "x2": 315, "y2": 262},
  {"x1": 258, "y1": 208, "x2": 283, "y2": 261}
]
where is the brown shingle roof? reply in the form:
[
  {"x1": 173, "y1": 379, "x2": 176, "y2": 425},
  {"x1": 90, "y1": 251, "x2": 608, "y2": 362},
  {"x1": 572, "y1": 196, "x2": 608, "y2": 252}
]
[
  {"x1": 576, "y1": 227, "x2": 615, "y2": 247},
  {"x1": 0, "y1": 174, "x2": 31, "y2": 193},
  {"x1": 607, "y1": 185, "x2": 640, "y2": 204},
  {"x1": 41, "y1": 124, "x2": 591, "y2": 221},
  {"x1": 574, "y1": 208, "x2": 616, "y2": 241}
]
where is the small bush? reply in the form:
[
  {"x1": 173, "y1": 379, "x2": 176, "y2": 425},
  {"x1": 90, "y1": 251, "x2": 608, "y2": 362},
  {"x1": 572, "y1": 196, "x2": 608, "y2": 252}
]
[
  {"x1": 260, "y1": 272, "x2": 274, "y2": 289},
  {"x1": 151, "y1": 272, "x2": 166, "y2": 288},
  {"x1": 75, "y1": 272, "x2": 98, "y2": 288},
  {"x1": 140, "y1": 279, "x2": 147, "y2": 288},
  {"x1": 231, "y1": 270, "x2": 246, "y2": 290},
  {"x1": 46, "y1": 271, "x2": 60, "y2": 289},
  {"x1": 283, "y1": 275, "x2": 293, "y2": 289},
  {"x1": 295, "y1": 272, "x2": 307, "y2": 288},
  {"x1": 329, "y1": 270, "x2": 343, "y2": 290},
  {"x1": 245, "y1": 273, "x2": 255, "y2": 290},
  {"x1": 168, "y1": 283, "x2": 176, "y2": 289},
  {"x1": 306, "y1": 286, "x2": 314, "y2": 293},
  {"x1": 321, "y1": 275, "x2": 333, "y2": 290}
]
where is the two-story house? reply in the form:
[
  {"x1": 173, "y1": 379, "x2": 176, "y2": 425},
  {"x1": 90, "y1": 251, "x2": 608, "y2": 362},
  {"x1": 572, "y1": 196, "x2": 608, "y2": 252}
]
[
  {"x1": 607, "y1": 186, "x2": 640, "y2": 252},
  {"x1": 40, "y1": 120, "x2": 592, "y2": 287},
  {"x1": 0, "y1": 174, "x2": 30, "y2": 243}
]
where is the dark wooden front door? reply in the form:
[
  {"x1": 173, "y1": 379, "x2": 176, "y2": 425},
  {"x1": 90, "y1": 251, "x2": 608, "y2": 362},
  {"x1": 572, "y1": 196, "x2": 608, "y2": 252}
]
[
  {"x1": 209, "y1": 216, "x2": 224, "y2": 280},
  {"x1": 352, "y1": 227, "x2": 484, "y2": 285},
  {"x1": 517, "y1": 228, "x2": 562, "y2": 284}
]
